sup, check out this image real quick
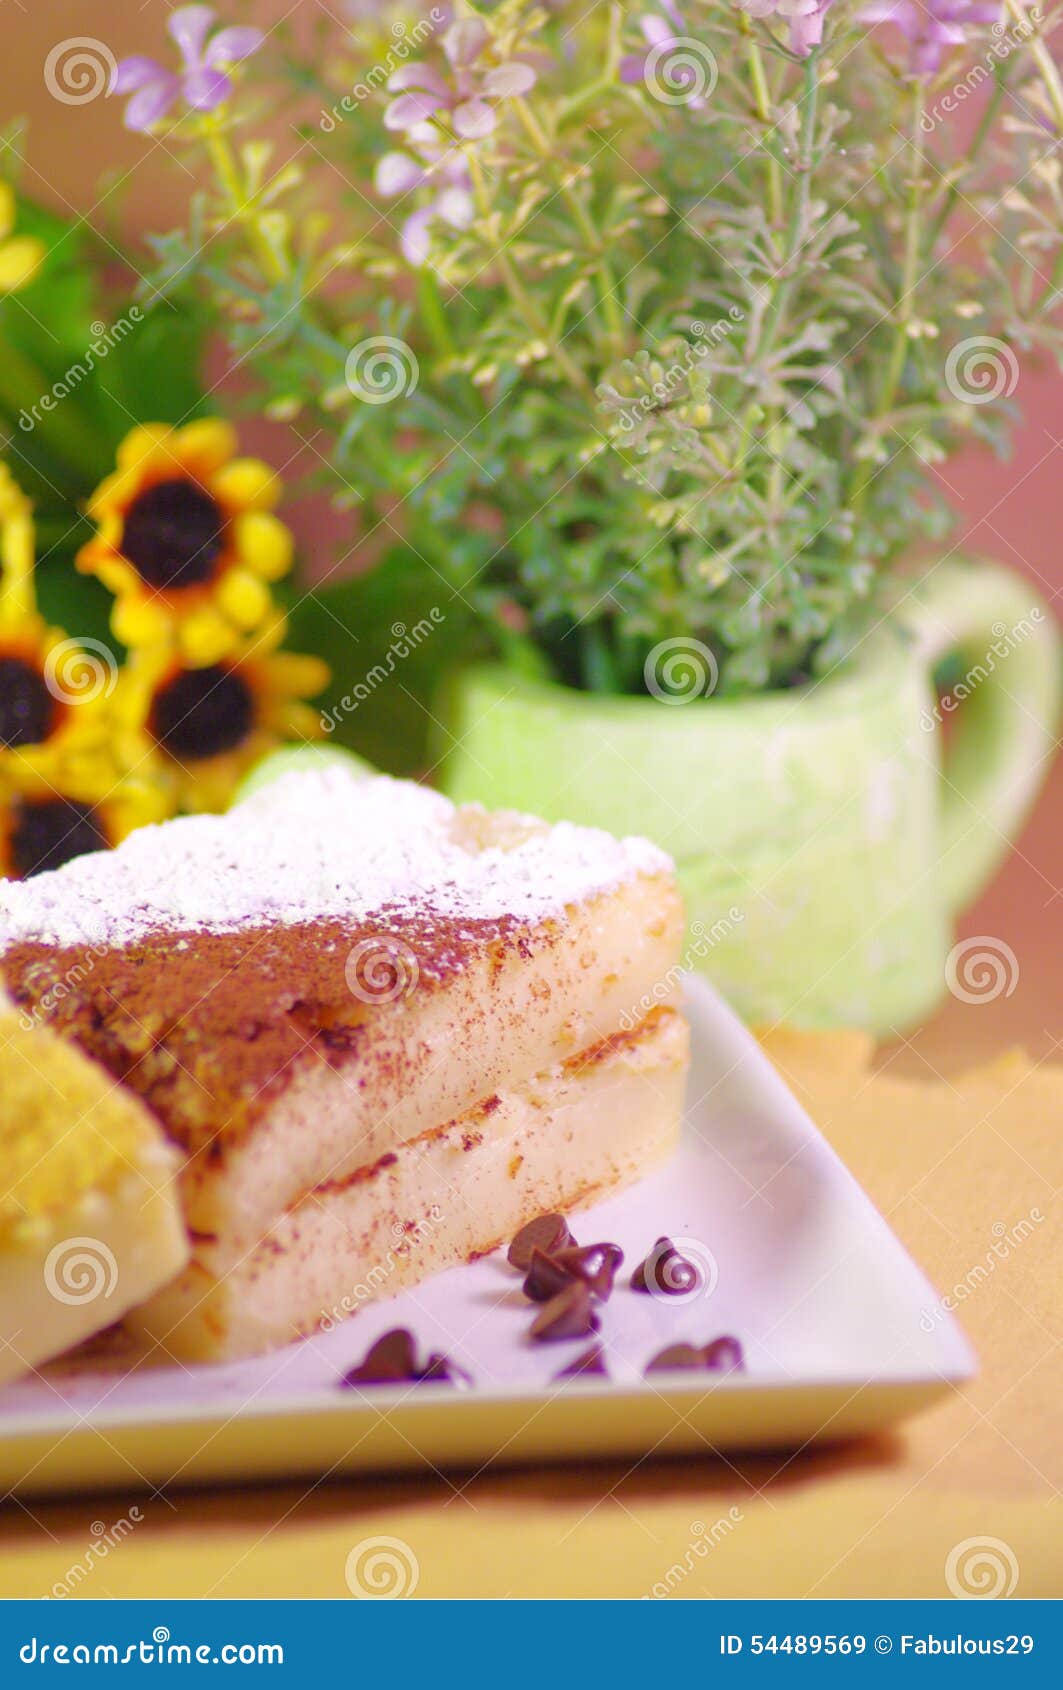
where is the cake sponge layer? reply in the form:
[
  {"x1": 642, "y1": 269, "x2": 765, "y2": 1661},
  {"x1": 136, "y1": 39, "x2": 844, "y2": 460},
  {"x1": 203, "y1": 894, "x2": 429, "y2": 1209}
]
[{"x1": 129, "y1": 1007, "x2": 689, "y2": 1363}]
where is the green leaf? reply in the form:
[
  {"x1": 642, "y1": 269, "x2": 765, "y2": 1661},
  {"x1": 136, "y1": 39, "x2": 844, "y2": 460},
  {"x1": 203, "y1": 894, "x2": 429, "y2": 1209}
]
[
  {"x1": 287, "y1": 547, "x2": 476, "y2": 777},
  {"x1": 0, "y1": 194, "x2": 210, "y2": 522},
  {"x1": 93, "y1": 301, "x2": 209, "y2": 436},
  {"x1": 33, "y1": 555, "x2": 117, "y2": 651}
]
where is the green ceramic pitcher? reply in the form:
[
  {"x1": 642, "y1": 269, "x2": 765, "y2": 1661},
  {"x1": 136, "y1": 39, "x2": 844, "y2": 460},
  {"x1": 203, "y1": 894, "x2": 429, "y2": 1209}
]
[{"x1": 436, "y1": 558, "x2": 1061, "y2": 1034}]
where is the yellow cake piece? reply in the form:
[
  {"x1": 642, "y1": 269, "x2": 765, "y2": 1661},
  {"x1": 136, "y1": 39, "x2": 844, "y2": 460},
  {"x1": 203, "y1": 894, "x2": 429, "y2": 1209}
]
[{"x1": 0, "y1": 997, "x2": 189, "y2": 1386}]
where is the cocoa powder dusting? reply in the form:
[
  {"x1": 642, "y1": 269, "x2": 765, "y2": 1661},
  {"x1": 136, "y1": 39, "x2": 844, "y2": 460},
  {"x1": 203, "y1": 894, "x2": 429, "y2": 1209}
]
[{"x1": 1, "y1": 907, "x2": 530, "y2": 1157}]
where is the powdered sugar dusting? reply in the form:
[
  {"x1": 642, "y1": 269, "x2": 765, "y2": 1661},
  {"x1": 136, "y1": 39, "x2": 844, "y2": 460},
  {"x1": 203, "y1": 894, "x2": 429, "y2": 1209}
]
[{"x1": 0, "y1": 769, "x2": 672, "y2": 951}]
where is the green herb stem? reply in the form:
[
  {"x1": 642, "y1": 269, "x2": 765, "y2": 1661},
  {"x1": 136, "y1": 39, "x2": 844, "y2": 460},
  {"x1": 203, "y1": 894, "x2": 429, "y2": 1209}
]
[
  {"x1": 739, "y1": 17, "x2": 784, "y2": 232},
  {"x1": 513, "y1": 97, "x2": 626, "y2": 353},
  {"x1": 204, "y1": 122, "x2": 289, "y2": 286},
  {"x1": 466, "y1": 148, "x2": 595, "y2": 398},
  {"x1": 848, "y1": 79, "x2": 927, "y2": 519},
  {"x1": 1003, "y1": 0, "x2": 1063, "y2": 132},
  {"x1": 732, "y1": 50, "x2": 820, "y2": 474}
]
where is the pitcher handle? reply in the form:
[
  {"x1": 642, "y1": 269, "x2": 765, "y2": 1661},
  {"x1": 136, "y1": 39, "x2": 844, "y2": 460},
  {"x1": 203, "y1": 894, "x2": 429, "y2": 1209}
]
[{"x1": 903, "y1": 557, "x2": 1061, "y2": 918}]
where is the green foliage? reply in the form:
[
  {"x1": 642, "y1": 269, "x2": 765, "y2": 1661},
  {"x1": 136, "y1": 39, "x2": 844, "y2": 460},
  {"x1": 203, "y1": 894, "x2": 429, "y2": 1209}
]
[
  {"x1": 288, "y1": 549, "x2": 477, "y2": 775},
  {"x1": 0, "y1": 191, "x2": 211, "y2": 573},
  {"x1": 117, "y1": 1, "x2": 1063, "y2": 695}
]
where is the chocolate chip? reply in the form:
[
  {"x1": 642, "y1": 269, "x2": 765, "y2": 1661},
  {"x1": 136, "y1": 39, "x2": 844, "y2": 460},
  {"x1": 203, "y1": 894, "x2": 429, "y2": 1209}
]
[
  {"x1": 523, "y1": 1241, "x2": 624, "y2": 1304},
  {"x1": 341, "y1": 1327, "x2": 471, "y2": 1388},
  {"x1": 702, "y1": 1336, "x2": 745, "y2": 1373},
  {"x1": 644, "y1": 1336, "x2": 745, "y2": 1377},
  {"x1": 523, "y1": 1246, "x2": 574, "y2": 1303},
  {"x1": 554, "y1": 1242, "x2": 624, "y2": 1301},
  {"x1": 508, "y1": 1212, "x2": 574, "y2": 1271},
  {"x1": 644, "y1": 1342, "x2": 705, "y2": 1375},
  {"x1": 529, "y1": 1281, "x2": 600, "y2": 1343},
  {"x1": 553, "y1": 1344, "x2": 609, "y2": 1380},
  {"x1": 420, "y1": 1351, "x2": 473, "y2": 1388},
  {"x1": 631, "y1": 1236, "x2": 701, "y2": 1296},
  {"x1": 341, "y1": 1327, "x2": 418, "y2": 1385}
]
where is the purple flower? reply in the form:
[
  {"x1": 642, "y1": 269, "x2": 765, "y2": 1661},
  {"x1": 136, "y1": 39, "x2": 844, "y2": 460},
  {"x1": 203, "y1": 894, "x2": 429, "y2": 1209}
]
[
  {"x1": 736, "y1": 0, "x2": 835, "y2": 58},
  {"x1": 377, "y1": 16, "x2": 537, "y2": 264},
  {"x1": 383, "y1": 17, "x2": 536, "y2": 142},
  {"x1": 112, "y1": 5, "x2": 263, "y2": 131},
  {"x1": 375, "y1": 135, "x2": 475, "y2": 265},
  {"x1": 620, "y1": 4, "x2": 721, "y2": 105},
  {"x1": 621, "y1": 4, "x2": 685, "y2": 81},
  {"x1": 859, "y1": 0, "x2": 1002, "y2": 75}
]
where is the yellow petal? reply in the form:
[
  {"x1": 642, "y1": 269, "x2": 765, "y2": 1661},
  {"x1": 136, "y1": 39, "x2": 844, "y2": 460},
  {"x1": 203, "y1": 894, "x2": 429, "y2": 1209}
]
[
  {"x1": 177, "y1": 605, "x2": 238, "y2": 667},
  {"x1": 84, "y1": 471, "x2": 127, "y2": 520},
  {"x1": 273, "y1": 700, "x2": 325, "y2": 740},
  {"x1": 177, "y1": 418, "x2": 238, "y2": 476},
  {"x1": 0, "y1": 235, "x2": 45, "y2": 293},
  {"x1": 269, "y1": 651, "x2": 330, "y2": 696},
  {"x1": 238, "y1": 609, "x2": 286, "y2": 658},
  {"x1": 112, "y1": 595, "x2": 170, "y2": 649},
  {"x1": 216, "y1": 566, "x2": 272, "y2": 630},
  {"x1": 0, "y1": 182, "x2": 13, "y2": 240},
  {"x1": 0, "y1": 508, "x2": 35, "y2": 589},
  {"x1": 231, "y1": 510, "x2": 294, "y2": 581},
  {"x1": 79, "y1": 548, "x2": 137, "y2": 599},
  {"x1": 212, "y1": 457, "x2": 280, "y2": 512},
  {"x1": 115, "y1": 424, "x2": 173, "y2": 475}
]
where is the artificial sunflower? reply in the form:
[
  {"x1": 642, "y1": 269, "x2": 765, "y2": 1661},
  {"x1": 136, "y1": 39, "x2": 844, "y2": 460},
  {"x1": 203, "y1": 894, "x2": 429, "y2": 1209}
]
[
  {"x1": 1, "y1": 465, "x2": 171, "y2": 877},
  {"x1": 1, "y1": 465, "x2": 108, "y2": 781},
  {"x1": 0, "y1": 757, "x2": 170, "y2": 880},
  {"x1": 76, "y1": 419, "x2": 295, "y2": 665},
  {"x1": 123, "y1": 612, "x2": 328, "y2": 812},
  {"x1": 0, "y1": 182, "x2": 45, "y2": 294}
]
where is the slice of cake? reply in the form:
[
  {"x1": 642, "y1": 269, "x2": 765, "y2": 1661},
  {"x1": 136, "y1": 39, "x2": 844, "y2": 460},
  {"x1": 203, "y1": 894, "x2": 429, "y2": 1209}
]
[
  {"x1": 0, "y1": 769, "x2": 688, "y2": 1361},
  {"x1": 132, "y1": 1007, "x2": 688, "y2": 1360},
  {"x1": 0, "y1": 994, "x2": 188, "y2": 1386}
]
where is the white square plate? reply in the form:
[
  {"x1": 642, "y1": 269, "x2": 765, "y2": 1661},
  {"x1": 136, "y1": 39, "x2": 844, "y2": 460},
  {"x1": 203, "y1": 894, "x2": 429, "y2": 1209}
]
[{"x1": 0, "y1": 977, "x2": 975, "y2": 1497}]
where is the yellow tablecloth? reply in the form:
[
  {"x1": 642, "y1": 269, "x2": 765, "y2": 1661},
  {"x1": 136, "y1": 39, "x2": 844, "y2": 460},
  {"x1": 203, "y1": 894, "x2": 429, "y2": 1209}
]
[{"x1": 1, "y1": 1031, "x2": 1059, "y2": 1599}]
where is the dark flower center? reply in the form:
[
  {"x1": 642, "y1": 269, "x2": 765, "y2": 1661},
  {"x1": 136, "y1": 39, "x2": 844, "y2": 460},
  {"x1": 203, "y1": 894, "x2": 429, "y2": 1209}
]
[
  {"x1": 10, "y1": 799, "x2": 107, "y2": 878},
  {"x1": 0, "y1": 656, "x2": 58, "y2": 749},
  {"x1": 121, "y1": 478, "x2": 225, "y2": 590},
  {"x1": 151, "y1": 665, "x2": 255, "y2": 760}
]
